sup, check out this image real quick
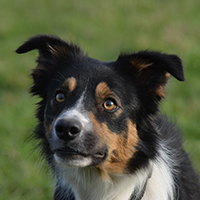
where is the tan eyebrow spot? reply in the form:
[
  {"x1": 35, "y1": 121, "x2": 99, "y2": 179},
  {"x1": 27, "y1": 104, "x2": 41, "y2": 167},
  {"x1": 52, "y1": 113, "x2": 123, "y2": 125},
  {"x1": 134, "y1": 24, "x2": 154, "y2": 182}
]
[
  {"x1": 62, "y1": 77, "x2": 77, "y2": 92},
  {"x1": 95, "y1": 82, "x2": 123, "y2": 117},
  {"x1": 95, "y1": 82, "x2": 112, "y2": 101}
]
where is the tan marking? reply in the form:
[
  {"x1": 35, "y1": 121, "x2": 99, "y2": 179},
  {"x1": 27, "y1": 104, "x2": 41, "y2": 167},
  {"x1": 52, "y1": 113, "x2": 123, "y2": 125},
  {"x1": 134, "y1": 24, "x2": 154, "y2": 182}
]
[
  {"x1": 89, "y1": 112, "x2": 139, "y2": 181},
  {"x1": 165, "y1": 72, "x2": 170, "y2": 79},
  {"x1": 154, "y1": 86, "x2": 165, "y2": 98},
  {"x1": 96, "y1": 82, "x2": 112, "y2": 101},
  {"x1": 154, "y1": 72, "x2": 170, "y2": 99},
  {"x1": 44, "y1": 121, "x2": 54, "y2": 140},
  {"x1": 130, "y1": 59, "x2": 153, "y2": 73},
  {"x1": 131, "y1": 59, "x2": 171, "y2": 99},
  {"x1": 95, "y1": 82, "x2": 123, "y2": 118},
  {"x1": 47, "y1": 44, "x2": 67, "y2": 57},
  {"x1": 62, "y1": 77, "x2": 77, "y2": 92},
  {"x1": 44, "y1": 114, "x2": 56, "y2": 140}
]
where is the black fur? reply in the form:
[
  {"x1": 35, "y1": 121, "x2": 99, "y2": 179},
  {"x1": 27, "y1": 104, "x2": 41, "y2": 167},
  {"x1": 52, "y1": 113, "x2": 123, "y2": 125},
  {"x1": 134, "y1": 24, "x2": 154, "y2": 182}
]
[{"x1": 16, "y1": 35, "x2": 200, "y2": 200}]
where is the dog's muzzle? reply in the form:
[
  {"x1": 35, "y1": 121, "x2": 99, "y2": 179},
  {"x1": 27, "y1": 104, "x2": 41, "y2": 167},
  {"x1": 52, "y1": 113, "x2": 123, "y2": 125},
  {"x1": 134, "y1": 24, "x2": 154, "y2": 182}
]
[{"x1": 50, "y1": 111, "x2": 108, "y2": 167}]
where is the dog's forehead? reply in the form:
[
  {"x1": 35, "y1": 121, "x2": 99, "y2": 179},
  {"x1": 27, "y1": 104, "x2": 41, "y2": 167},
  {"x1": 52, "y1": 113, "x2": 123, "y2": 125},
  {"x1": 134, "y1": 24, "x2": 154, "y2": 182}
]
[{"x1": 55, "y1": 58, "x2": 120, "y2": 93}]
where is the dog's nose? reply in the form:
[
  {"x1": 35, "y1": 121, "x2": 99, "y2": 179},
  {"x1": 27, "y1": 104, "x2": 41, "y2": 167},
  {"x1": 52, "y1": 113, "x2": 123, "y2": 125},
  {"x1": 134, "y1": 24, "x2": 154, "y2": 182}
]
[{"x1": 55, "y1": 119, "x2": 82, "y2": 141}]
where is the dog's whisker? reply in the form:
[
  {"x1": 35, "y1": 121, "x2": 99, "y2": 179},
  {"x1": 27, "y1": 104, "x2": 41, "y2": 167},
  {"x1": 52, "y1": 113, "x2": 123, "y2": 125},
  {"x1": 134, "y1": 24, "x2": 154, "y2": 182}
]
[
  {"x1": 45, "y1": 114, "x2": 55, "y2": 120},
  {"x1": 52, "y1": 78, "x2": 63, "y2": 82},
  {"x1": 56, "y1": 70, "x2": 67, "y2": 82}
]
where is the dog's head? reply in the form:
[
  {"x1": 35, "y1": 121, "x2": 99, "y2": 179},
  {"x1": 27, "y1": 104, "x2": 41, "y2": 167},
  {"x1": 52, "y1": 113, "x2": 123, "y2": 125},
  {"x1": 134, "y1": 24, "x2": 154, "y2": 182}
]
[{"x1": 16, "y1": 35, "x2": 184, "y2": 179}]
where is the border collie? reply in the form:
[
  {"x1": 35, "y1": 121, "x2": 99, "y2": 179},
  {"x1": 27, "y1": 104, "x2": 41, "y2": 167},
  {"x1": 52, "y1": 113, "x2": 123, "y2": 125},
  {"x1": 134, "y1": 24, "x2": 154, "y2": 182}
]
[{"x1": 16, "y1": 35, "x2": 200, "y2": 200}]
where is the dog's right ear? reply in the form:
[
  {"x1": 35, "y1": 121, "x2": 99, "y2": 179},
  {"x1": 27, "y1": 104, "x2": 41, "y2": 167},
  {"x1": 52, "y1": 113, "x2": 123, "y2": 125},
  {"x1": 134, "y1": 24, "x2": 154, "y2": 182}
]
[
  {"x1": 16, "y1": 34, "x2": 83, "y2": 59},
  {"x1": 16, "y1": 35, "x2": 83, "y2": 97}
]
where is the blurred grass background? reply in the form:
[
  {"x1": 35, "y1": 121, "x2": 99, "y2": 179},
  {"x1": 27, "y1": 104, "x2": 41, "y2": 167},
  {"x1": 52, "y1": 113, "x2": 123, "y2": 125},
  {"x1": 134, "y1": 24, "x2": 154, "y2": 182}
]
[{"x1": 0, "y1": 0, "x2": 200, "y2": 199}]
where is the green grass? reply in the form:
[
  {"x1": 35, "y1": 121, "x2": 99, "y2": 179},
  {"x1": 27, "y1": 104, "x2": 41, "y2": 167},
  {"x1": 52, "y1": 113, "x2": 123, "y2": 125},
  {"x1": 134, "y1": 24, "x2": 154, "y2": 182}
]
[{"x1": 1, "y1": 0, "x2": 200, "y2": 199}]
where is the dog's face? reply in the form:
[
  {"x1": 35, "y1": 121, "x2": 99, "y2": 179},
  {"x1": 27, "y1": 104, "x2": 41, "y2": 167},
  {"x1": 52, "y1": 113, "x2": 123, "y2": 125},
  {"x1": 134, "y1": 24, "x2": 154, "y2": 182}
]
[
  {"x1": 39, "y1": 57, "x2": 140, "y2": 179},
  {"x1": 16, "y1": 35, "x2": 184, "y2": 179}
]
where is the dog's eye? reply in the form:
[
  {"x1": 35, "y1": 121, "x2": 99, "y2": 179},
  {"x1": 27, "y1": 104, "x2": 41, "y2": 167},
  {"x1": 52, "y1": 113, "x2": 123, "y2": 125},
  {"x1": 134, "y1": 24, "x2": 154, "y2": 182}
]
[
  {"x1": 54, "y1": 93, "x2": 65, "y2": 103},
  {"x1": 103, "y1": 100, "x2": 117, "y2": 112}
]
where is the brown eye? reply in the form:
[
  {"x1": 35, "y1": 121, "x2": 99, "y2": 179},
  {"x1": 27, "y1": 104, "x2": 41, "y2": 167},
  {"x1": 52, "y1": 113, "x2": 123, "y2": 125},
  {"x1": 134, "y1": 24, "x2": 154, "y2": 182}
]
[
  {"x1": 55, "y1": 93, "x2": 65, "y2": 103},
  {"x1": 103, "y1": 100, "x2": 117, "y2": 111}
]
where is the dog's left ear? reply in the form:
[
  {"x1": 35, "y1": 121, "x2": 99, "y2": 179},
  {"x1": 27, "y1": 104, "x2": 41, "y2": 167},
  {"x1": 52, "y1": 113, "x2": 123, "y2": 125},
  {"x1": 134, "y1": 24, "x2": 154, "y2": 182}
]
[{"x1": 115, "y1": 51, "x2": 184, "y2": 101}]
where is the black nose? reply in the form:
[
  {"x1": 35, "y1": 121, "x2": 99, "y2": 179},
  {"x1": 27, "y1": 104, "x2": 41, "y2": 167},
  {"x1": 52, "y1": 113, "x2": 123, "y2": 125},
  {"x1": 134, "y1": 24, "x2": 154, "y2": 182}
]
[{"x1": 55, "y1": 119, "x2": 82, "y2": 141}]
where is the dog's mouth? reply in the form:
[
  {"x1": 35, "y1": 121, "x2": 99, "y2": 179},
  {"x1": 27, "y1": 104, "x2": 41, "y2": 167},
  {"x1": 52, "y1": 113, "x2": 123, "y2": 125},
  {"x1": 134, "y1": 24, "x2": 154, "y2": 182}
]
[
  {"x1": 54, "y1": 146, "x2": 106, "y2": 161},
  {"x1": 55, "y1": 146, "x2": 86, "y2": 157}
]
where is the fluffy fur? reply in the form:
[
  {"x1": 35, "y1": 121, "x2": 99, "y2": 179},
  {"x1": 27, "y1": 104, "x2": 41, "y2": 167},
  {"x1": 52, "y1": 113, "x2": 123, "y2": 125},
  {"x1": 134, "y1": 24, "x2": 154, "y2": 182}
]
[{"x1": 16, "y1": 35, "x2": 200, "y2": 200}]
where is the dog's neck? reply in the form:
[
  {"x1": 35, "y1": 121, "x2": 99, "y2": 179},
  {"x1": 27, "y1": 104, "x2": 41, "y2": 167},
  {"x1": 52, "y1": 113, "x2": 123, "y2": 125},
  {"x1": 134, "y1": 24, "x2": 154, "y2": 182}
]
[
  {"x1": 56, "y1": 146, "x2": 175, "y2": 200},
  {"x1": 57, "y1": 165, "x2": 152, "y2": 200}
]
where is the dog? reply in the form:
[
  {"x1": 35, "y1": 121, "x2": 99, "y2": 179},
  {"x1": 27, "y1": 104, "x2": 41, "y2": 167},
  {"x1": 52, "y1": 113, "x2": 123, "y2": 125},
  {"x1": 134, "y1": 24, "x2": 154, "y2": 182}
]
[{"x1": 16, "y1": 35, "x2": 200, "y2": 200}]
